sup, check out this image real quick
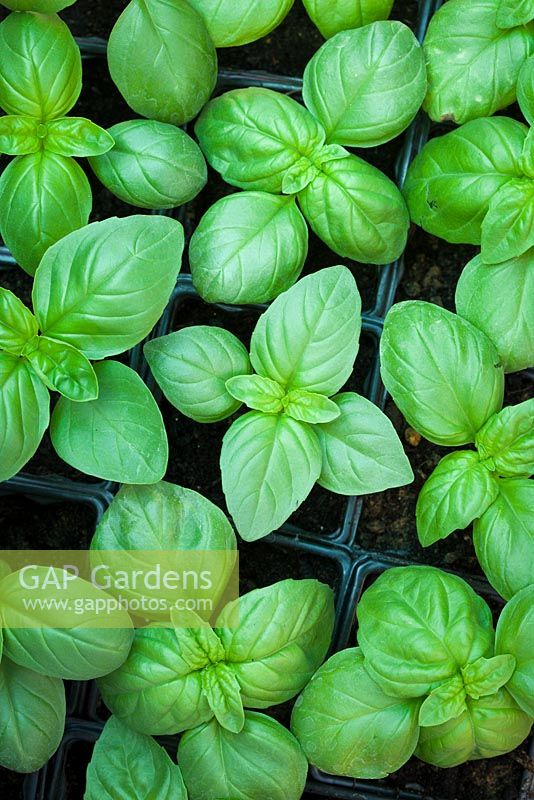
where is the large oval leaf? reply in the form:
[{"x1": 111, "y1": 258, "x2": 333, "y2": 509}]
[
  {"x1": 0, "y1": 658, "x2": 65, "y2": 773},
  {"x1": 190, "y1": 192, "x2": 307, "y2": 304},
  {"x1": 107, "y1": 0, "x2": 217, "y2": 126},
  {"x1": 195, "y1": 87, "x2": 326, "y2": 194},
  {"x1": 404, "y1": 117, "x2": 527, "y2": 245},
  {"x1": 474, "y1": 479, "x2": 534, "y2": 601},
  {"x1": 89, "y1": 120, "x2": 207, "y2": 210},
  {"x1": 85, "y1": 716, "x2": 187, "y2": 800},
  {"x1": 291, "y1": 648, "x2": 421, "y2": 778},
  {"x1": 50, "y1": 360, "x2": 168, "y2": 483},
  {"x1": 0, "y1": 11, "x2": 81, "y2": 119},
  {"x1": 357, "y1": 566, "x2": 494, "y2": 697},
  {"x1": 178, "y1": 712, "x2": 308, "y2": 800},
  {"x1": 303, "y1": 22, "x2": 426, "y2": 147},
  {"x1": 188, "y1": 0, "x2": 293, "y2": 47},
  {"x1": 303, "y1": 0, "x2": 394, "y2": 38},
  {"x1": 316, "y1": 392, "x2": 413, "y2": 495},
  {"x1": 33, "y1": 215, "x2": 183, "y2": 359},
  {"x1": 495, "y1": 585, "x2": 534, "y2": 715},
  {"x1": 416, "y1": 451, "x2": 499, "y2": 547},
  {"x1": 221, "y1": 411, "x2": 322, "y2": 541},
  {"x1": 144, "y1": 326, "x2": 251, "y2": 423},
  {"x1": 0, "y1": 352, "x2": 49, "y2": 482},
  {"x1": 216, "y1": 578, "x2": 334, "y2": 707},
  {"x1": 250, "y1": 266, "x2": 360, "y2": 395},
  {"x1": 456, "y1": 252, "x2": 534, "y2": 373},
  {"x1": 298, "y1": 154, "x2": 409, "y2": 263},
  {"x1": 422, "y1": 0, "x2": 534, "y2": 124},
  {"x1": 380, "y1": 301, "x2": 504, "y2": 446},
  {"x1": 0, "y1": 151, "x2": 92, "y2": 276},
  {"x1": 98, "y1": 626, "x2": 212, "y2": 735},
  {"x1": 416, "y1": 688, "x2": 532, "y2": 767}
]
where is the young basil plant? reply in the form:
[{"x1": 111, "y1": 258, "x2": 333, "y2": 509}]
[
  {"x1": 195, "y1": 21, "x2": 425, "y2": 266},
  {"x1": 98, "y1": 578, "x2": 334, "y2": 735},
  {"x1": 422, "y1": 0, "x2": 534, "y2": 125},
  {"x1": 0, "y1": 12, "x2": 114, "y2": 275},
  {"x1": 91, "y1": 482, "x2": 237, "y2": 622},
  {"x1": 0, "y1": 565, "x2": 134, "y2": 773},
  {"x1": 380, "y1": 300, "x2": 533, "y2": 600},
  {"x1": 145, "y1": 267, "x2": 413, "y2": 541},
  {"x1": 88, "y1": 120, "x2": 207, "y2": 210},
  {"x1": 189, "y1": 191, "x2": 308, "y2": 304},
  {"x1": 178, "y1": 711, "x2": 308, "y2": 800},
  {"x1": 85, "y1": 716, "x2": 187, "y2": 800},
  {"x1": 0, "y1": 215, "x2": 184, "y2": 483},
  {"x1": 108, "y1": 0, "x2": 217, "y2": 126},
  {"x1": 302, "y1": 0, "x2": 394, "y2": 38},
  {"x1": 292, "y1": 566, "x2": 533, "y2": 776}
]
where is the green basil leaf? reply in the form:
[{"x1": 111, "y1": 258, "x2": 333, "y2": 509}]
[
  {"x1": 474, "y1": 479, "x2": 534, "y2": 601},
  {"x1": 108, "y1": 0, "x2": 217, "y2": 126},
  {"x1": 416, "y1": 689, "x2": 532, "y2": 767},
  {"x1": 250, "y1": 266, "x2": 360, "y2": 395},
  {"x1": 418, "y1": 674, "x2": 466, "y2": 728},
  {"x1": 303, "y1": 22, "x2": 426, "y2": 147},
  {"x1": 88, "y1": 119, "x2": 207, "y2": 210},
  {"x1": 518, "y1": 54, "x2": 534, "y2": 124},
  {"x1": 85, "y1": 716, "x2": 187, "y2": 800},
  {"x1": 495, "y1": 584, "x2": 534, "y2": 715},
  {"x1": 221, "y1": 411, "x2": 322, "y2": 541},
  {"x1": 291, "y1": 647, "x2": 420, "y2": 779},
  {"x1": 462, "y1": 655, "x2": 517, "y2": 699},
  {"x1": 33, "y1": 215, "x2": 183, "y2": 359},
  {"x1": 0, "y1": 658, "x2": 65, "y2": 773},
  {"x1": 316, "y1": 392, "x2": 414, "y2": 494},
  {"x1": 422, "y1": 0, "x2": 534, "y2": 124},
  {"x1": 404, "y1": 117, "x2": 527, "y2": 245},
  {"x1": 226, "y1": 374, "x2": 285, "y2": 414},
  {"x1": 50, "y1": 360, "x2": 168, "y2": 483},
  {"x1": 1, "y1": 570, "x2": 133, "y2": 680},
  {"x1": 357, "y1": 566, "x2": 494, "y2": 698},
  {"x1": 216, "y1": 579, "x2": 334, "y2": 708},
  {"x1": 302, "y1": 0, "x2": 394, "y2": 38},
  {"x1": 0, "y1": 11, "x2": 81, "y2": 119},
  {"x1": 0, "y1": 287, "x2": 37, "y2": 354},
  {"x1": 416, "y1": 451, "x2": 499, "y2": 547},
  {"x1": 476, "y1": 399, "x2": 534, "y2": 476},
  {"x1": 299, "y1": 154, "x2": 409, "y2": 263},
  {"x1": 201, "y1": 663, "x2": 245, "y2": 733},
  {"x1": 520, "y1": 127, "x2": 534, "y2": 178},
  {"x1": 481, "y1": 179, "x2": 534, "y2": 264},
  {"x1": 284, "y1": 390, "x2": 340, "y2": 424},
  {"x1": 3, "y1": 1, "x2": 75, "y2": 9},
  {"x1": 178, "y1": 712, "x2": 308, "y2": 800},
  {"x1": 144, "y1": 327, "x2": 251, "y2": 423},
  {"x1": 98, "y1": 627, "x2": 212, "y2": 735},
  {"x1": 0, "y1": 352, "x2": 49, "y2": 482},
  {"x1": 187, "y1": 0, "x2": 293, "y2": 47},
  {"x1": 0, "y1": 115, "x2": 40, "y2": 155},
  {"x1": 44, "y1": 117, "x2": 114, "y2": 157},
  {"x1": 497, "y1": 0, "x2": 534, "y2": 28},
  {"x1": 381, "y1": 301, "x2": 504, "y2": 446},
  {"x1": 190, "y1": 192, "x2": 307, "y2": 305},
  {"x1": 0, "y1": 151, "x2": 92, "y2": 276},
  {"x1": 27, "y1": 336, "x2": 98, "y2": 402},
  {"x1": 195, "y1": 87, "x2": 326, "y2": 194},
  {"x1": 455, "y1": 252, "x2": 534, "y2": 374}
]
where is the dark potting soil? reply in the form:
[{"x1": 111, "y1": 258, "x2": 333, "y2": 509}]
[{"x1": 0, "y1": 495, "x2": 96, "y2": 549}]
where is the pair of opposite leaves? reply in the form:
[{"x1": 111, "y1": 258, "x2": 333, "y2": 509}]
[
  {"x1": 293, "y1": 566, "x2": 534, "y2": 777},
  {"x1": 0, "y1": 215, "x2": 185, "y2": 484},
  {"x1": 380, "y1": 300, "x2": 533, "y2": 601},
  {"x1": 145, "y1": 265, "x2": 414, "y2": 542}
]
